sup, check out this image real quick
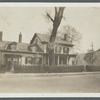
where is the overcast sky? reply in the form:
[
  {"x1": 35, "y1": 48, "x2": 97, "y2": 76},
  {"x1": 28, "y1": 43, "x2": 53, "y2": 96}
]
[{"x1": 0, "y1": 7, "x2": 100, "y2": 53}]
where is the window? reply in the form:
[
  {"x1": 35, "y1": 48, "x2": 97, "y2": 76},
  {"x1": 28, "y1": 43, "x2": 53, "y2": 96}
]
[
  {"x1": 63, "y1": 57, "x2": 66, "y2": 64},
  {"x1": 72, "y1": 61, "x2": 75, "y2": 65},
  {"x1": 59, "y1": 47, "x2": 62, "y2": 54},
  {"x1": 31, "y1": 46, "x2": 36, "y2": 52},
  {"x1": 10, "y1": 45, "x2": 16, "y2": 50},
  {"x1": 25, "y1": 57, "x2": 32, "y2": 64},
  {"x1": 67, "y1": 48, "x2": 69, "y2": 54},
  {"x1": 36, "y1": 39, "x2": 38, "y2": 44},
  {"x1": 55, "y1": 46, "x2": 60, "y2": 53},
  {"x1": 63, "y1": 47, "x2": 67, "y2": 54},
  {"x1": 36, "y1": 57, "x2": 42, "y2": 64}
]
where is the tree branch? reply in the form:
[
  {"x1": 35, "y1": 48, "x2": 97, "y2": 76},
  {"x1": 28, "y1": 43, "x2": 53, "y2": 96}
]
[{"x1": 47, "y1": 13, "x2": 54, "y2": 22}]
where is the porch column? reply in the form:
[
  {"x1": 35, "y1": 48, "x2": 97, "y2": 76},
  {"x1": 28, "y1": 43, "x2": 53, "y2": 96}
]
[
  {"x1": 67, "y1": 56, "x2": 70, "y2": 65},
  {"x1": 48, "y1": 55, "x2": 49, "y2": 65},
  {"x1": 66, "y1": 56, "x2": 68, "y2": 65},
  {"x1": 58, "y1": 56, "x2": 59, "y2": 66},
  {"x1": 61, "y1": 57, "x2": 63, "y2": 65}
]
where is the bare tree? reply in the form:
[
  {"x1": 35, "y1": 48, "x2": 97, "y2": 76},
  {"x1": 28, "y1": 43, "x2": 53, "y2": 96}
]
[
  {"x1": 46, "y1": 7, "x2": 65, "y2": 65},
  {"x1": 84, "y1": 50, "x2": 96, "y2": 66},
  {"x1": 58, "y1": 25, "x2": 82, "y2": 53}
]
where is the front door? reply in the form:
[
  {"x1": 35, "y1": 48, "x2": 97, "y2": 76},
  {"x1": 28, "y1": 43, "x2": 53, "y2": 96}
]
[{"x1": 6, "y1": 57, "x2": 19, "y2": 72}]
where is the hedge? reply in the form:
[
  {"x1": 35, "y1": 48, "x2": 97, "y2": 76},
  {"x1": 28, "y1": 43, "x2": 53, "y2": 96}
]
[
  {"x1": 86, "y1": 65, "x2": 100, "y2": 71},
  {"x1": 1, "y1": 65, "x2": 100, "y2": 73},
  {"x1": 13, "y1": 65, "x2": 84, "y2": 73},
  {"x1": 0, "y1": 65, "x2": 7, "y2": 73}
]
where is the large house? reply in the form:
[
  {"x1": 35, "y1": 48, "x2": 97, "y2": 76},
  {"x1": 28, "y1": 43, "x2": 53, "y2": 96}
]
[{"x1": 0, "y1": 31, "x2": 76, "y2": 71}]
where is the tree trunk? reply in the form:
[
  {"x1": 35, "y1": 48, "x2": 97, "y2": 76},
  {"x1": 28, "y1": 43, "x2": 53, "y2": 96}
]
[{"x1": 47, "y1": 7, "x2": 65, "y2": 66}]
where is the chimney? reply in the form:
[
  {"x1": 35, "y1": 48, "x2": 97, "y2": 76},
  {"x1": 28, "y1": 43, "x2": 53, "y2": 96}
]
[
  {"x1": 0, "y1": 31, "x2": 3, "y2": 41},
  {"x1": 64, "y1": 34, "x2": 68, "y2": 41},
  {"x1": 19, "y1": 32, "x2": 22, "y2": 43}
]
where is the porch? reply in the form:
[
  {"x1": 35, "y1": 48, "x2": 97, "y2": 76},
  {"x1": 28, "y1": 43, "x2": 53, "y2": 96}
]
[{"x1": 43, "y1": 54, "x2": 76, "y2": 66}]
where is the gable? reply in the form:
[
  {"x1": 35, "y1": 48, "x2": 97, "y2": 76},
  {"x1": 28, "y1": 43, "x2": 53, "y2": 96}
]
[{"x1": 30, "y1": 33, "x2": 44, "y2": 51}]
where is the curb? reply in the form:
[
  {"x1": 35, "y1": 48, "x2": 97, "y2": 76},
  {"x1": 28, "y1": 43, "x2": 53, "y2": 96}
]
[{"x1": 0, "y1": 71, "x2": 100, "y2": 78}]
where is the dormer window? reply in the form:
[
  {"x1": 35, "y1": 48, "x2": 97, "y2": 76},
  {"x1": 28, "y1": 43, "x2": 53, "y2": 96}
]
[
  {"x1": 10, "y1": 45, "x2": 16, "y2": 50},
  {"x1": 28, "y1": 45, "x2": 37, "y2": 52},
  {"x1": 7, "y1": 42, "x2": 17, "y2": 51}
]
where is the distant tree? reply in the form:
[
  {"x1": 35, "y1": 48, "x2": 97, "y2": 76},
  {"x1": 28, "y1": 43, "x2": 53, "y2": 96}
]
[
  {"x1": 84, "y1": 50, "x2": 96, "y2": 65},
  {"x1": 58, "y1": 25, "x2": 82, "y2": 52},
  {"x1": 46, "y1": 7, "x2": 65, "y2": 66}
]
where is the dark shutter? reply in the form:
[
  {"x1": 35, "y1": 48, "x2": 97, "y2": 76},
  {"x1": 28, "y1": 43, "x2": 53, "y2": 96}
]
[{"x1": 25, "y1": 57, "x2": 27, "y2": 64}]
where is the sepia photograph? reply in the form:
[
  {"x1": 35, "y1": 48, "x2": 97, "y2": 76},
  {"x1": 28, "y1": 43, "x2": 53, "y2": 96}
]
[{"x1": 0, "y1": 3, "x2": 100, "y2": 95}]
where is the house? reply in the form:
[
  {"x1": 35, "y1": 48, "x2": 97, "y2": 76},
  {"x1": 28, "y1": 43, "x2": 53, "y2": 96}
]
[
  {"x1": 30, "y1": 33, "x2": 76, "y2": 66},
  {"x1": 75, "y1": 49, "x2": 100, "y2": 66},
  {"x1": 0, "y1": 31, "x2": 76, "y2": 71},
  {"x1": 75, "y1": 53, "x2": 87, "y2": 65}
]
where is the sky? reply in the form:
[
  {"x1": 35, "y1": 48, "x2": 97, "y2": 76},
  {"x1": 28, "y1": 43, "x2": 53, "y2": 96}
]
[{"x1": 0, "y1": 7, "x2": 100, "y2": 53}]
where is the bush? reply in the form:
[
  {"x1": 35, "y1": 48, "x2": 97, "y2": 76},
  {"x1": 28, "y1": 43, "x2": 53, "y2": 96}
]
[
  {"x1": 86, "y1": 65, "x2": 100, "y2": 71},
  {"x1": 13, "y1": 65, "x2": 84, "y2": 73},
  {"x1": 0, "y1": 65, "x2": 7, "y2": 73}
]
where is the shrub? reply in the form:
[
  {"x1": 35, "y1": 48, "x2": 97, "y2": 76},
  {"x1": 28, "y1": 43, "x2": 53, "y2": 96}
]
[
  {"x1": 13, "y1": 65, "x2": 84, "y2": 73},
  {"x1": 86, "y1": 65, "x2": 100, "y2": 71},
  {"x1": 0, "y1": 65, "x2": 7, "y2": 73}
]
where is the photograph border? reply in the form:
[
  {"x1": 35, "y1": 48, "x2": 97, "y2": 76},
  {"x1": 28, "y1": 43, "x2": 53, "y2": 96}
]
[{"x1": 0, "y1": 2, "x2": 100, "y2": 99}]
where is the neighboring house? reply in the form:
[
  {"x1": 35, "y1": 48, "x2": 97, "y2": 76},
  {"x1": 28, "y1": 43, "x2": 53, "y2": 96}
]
[
  {"x1": 0, "y1": 31, "x2": 76, "y2": 71},
  {"x1": 75, "y1": 49, "x2": 100, "y2": 66},
  {"x1": 75, "y1": 53, "x2": 87, "y2": 65}
]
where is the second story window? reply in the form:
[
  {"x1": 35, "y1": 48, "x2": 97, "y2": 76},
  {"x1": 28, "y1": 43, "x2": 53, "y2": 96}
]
[
  {"x1": 63, "y1": 47, "x2": 67, "y2": 54},
  {"x1": 59, "y1": 47, "x2": 62, "y2": 53},
  {"x1": 67, "y1": 48, "x2": 69, "y2": 54}
]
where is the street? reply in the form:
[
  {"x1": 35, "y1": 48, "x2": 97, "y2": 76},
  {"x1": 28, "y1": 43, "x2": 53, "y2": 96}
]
[{"x1": 0, "y1": 72, "x2": 100, "y2": 93}]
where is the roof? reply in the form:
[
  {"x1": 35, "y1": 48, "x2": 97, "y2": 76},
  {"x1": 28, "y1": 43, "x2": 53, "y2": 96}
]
[
  {"x1": 0, "y1": 41, "x2": 43, "y2": 52},
  {"x1": 17, "y1": 42, "x2": 29, "y2": 52},
  {"x1": 75, "y1": 53, "x2": 87, "y2": 65},
  {"x1": 0, "y1": 41, "x2": 12, "y2": 50},
  {"x1": 30, "y1": 33, "x2": 74, "y2": 46}
]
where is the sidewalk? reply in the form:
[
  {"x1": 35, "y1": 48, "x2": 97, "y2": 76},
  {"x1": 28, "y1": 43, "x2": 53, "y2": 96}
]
[{"x1": 0, "y1": 71, "x2": 100, "y2": 78}]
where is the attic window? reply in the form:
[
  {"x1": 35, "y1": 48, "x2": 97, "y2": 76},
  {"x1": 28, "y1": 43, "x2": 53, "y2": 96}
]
[
  {"x1": 29, "y1": 45, "x2": 36, "y2": 52},
  {"x1": 36, "y1": 39, "x2": 38, "y2": 44}
]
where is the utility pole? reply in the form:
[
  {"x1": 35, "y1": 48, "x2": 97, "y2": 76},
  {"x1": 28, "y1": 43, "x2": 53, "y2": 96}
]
[
  {"x1": 90, "y1": 42, "x2": 94, "y2": 65},
  {"x1": 91, "y1": 42, "x2": 94, "y2": 52}
]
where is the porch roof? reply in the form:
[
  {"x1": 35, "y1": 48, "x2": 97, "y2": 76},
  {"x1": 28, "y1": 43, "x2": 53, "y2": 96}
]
[
  {"x1": 4, "y1": 54, "x2": 22, "y2": 57},
  {"x1": 43, "y1": 53, "x2": 76, "y2": 57}
]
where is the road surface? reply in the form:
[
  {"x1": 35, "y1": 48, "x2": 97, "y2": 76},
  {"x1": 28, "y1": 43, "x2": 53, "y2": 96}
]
[{"x1": 0, "y1": 72, "x2": 100, "y2": 93}]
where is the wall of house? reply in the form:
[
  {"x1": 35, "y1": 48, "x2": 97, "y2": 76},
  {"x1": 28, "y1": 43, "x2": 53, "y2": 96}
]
[
  {"x1": 1, "y1": 51, "x2": 44, "y2": 66},
  {"x1": 94, "y1": 51, "x2": 100, "y2": 66},
  {"x1": 54, "y1": 45, "x2": 72, "y2": 54}
]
